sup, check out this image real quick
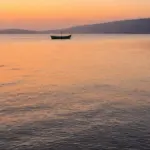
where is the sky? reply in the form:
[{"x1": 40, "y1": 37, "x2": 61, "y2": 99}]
[{"x1": 0, "y1": 0, "x2": 150, "y2": 30}]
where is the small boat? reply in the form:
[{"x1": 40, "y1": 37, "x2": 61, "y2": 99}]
[
  {"x1": 51, "y1": 32, "x2": 71, "y2": 40},
  {"x1": 51, "y1": 35, "x2": 71, "y2": 40}
]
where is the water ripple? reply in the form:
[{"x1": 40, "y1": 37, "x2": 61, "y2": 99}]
[{"x1": 0, "y1": 80, "x2": 23, "y2": 88}]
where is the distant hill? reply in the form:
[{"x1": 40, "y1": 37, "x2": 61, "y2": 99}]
[
  {"x1": 62, "y1": 18, "x2": 150, "y2": 34},
  {"x1": 0, "y1": 29, "x2": 38, "y2": 34},
  {"x1": 0, "y1": 18, "x2": 150, "y2": 34}
]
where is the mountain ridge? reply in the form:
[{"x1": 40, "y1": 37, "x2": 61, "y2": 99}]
[{"x1": 0, "y1": 18, "x2": 150, "y2": 34}]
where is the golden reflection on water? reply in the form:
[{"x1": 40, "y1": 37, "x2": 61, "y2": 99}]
[
  {"x1": 1, "y1": 35, "x2": 150, "y2": 91},
  {"x1": 0, "y1": 35, "x2": 150, "y2": 125}
]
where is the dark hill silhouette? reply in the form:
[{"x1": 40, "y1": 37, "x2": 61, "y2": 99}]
[
  {"x1": 62, "y1": 18, "x2": 150, "y2": 34},
  {"x1": 0, "y1": 29, "x2": 38, "y2": 34},
  {"x1": 0, "y1": 18, "x2": 150, "y2": 34}
]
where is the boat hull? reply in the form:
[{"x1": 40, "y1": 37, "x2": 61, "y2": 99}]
[{"x1": 51, "y1": 35, "x2": 71, "y2": 40}]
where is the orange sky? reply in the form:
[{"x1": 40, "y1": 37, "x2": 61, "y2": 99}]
[{"x1": 0, "y1": 0, "x2": 150, "y2": 29}]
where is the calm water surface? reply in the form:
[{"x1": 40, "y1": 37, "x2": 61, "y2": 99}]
[{"x1": 0, "y1": 34, "x2": 150, "y2": 150}]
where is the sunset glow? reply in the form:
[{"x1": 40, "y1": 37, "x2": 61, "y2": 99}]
[{"x1": 0, "y1": 0, "x2": 150, "y2": 29}]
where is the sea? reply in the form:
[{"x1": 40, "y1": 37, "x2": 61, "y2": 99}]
[{"x1": 0, "y1": 34, "x2": 150, "y2": 150}]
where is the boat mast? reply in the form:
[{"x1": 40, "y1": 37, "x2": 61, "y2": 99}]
[{"x1": 61, "y1": 31, "x2": 62, "y2": 39}]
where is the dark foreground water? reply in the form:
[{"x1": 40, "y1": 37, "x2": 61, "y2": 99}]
[{"x1": 0, "y1": 34, "x2": 150, "y2": 150}]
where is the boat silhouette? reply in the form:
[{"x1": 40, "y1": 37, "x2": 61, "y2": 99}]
[{"x1": 51, "y1": 32, "x2": 71, "y2": 40}]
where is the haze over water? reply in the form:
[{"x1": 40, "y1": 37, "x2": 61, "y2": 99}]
[{"x1": 1, "y1": 34, "x2": 150, "y2": 150}]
